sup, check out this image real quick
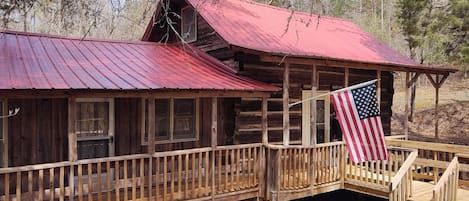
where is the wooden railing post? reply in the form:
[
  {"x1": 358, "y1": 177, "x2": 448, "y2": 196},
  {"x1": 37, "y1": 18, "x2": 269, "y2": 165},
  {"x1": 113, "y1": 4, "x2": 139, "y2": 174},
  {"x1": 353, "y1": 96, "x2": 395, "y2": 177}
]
[
  {"x1": 340, "y1": 144, "x2": 346, "y2": 189},
  {"x1": 211, "y1": 97, "x2": 217, "y2": 200},
  {"x1": 260, "y1": 96, "x2": 268, "y2": 199},
  {"x1": 68, "y1": 97, "x2": 77, "y2": 201}
]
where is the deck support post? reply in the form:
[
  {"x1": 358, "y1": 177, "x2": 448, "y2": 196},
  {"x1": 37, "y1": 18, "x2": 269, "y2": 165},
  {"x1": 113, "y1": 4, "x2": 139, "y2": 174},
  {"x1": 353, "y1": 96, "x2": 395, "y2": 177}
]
[
  {"x1": 404, "y1": 72, "x2": 410, "y2": 140},
  {"x1": 145, "y1": 97, "x2": 155, "y2": 200},
  {"x1": 147, "y1": 97, "x2": 155, "y2": 154},
  {"x1": 67, "y1": 97, "x2": 77, "y2": 201},
  {"x1": 283, "y1": 63, "x2": 290, "y2": 146},
  {"x1": 425, "y1": 73, "x2": 449, "y2": 139},
  {"x1": 260, "y1": 96, "x2": 268, "y2": 199},
  {"x1": 211, "y1": 97, "x2": 217, "y2": 200},
  {"x1": 310, "y1": 65, "x2": 317, "y2": 146},
  {"x1": 377, "y1": 70, "x2": 381, "y2": 104},
  {"x1": 404, "y1": 72, "x2": 421, "y2": 139}
]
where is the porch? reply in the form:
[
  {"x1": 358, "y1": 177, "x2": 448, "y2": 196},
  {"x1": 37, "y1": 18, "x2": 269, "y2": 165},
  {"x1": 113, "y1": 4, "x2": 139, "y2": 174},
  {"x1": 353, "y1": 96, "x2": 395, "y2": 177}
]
[{"x1": 2, "y1": 136, "x2": 468, "y2": 201}]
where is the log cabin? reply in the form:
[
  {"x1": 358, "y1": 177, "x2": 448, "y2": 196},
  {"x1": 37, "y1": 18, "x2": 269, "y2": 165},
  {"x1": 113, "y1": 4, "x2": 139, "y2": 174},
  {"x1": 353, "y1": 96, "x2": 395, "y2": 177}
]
[{"x1": 1, "y1": 0, "x2": 468, "y2": 201}]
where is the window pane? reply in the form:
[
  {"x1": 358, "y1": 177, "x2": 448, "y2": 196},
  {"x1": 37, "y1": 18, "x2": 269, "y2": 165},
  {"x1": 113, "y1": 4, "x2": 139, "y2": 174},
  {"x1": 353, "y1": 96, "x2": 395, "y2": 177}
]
[
  {"x1": 78, "y1": 139, "x2": 109, "y2": 159},
  {"x1": 155, "y1": 99, "x2": 170, "y2": 140},
  {"x1": 173, "y1": 99, "x2": 196, "y2": 139},
  {"x1": 316, "y1": 124, "x2": 325, "y2": 144},
  {"x1": 76, "y1": 102, "x2": 109, "y2": 138},
  {"x1": 316, "y1": 100, "x2": 325, "y2": 123},
  {"x1": 181, "y1": 7, "x2": 196, "y2": 42}
]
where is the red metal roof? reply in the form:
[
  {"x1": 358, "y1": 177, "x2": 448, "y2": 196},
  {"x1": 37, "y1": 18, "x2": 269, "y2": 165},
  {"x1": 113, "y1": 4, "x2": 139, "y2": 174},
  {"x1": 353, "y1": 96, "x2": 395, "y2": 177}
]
[
  {"x1": 186, "y1": 0, "x2": 439, "y2": 69},
  {"x1": 0, "y1": 31, "x2": 278, "y2": 91}
]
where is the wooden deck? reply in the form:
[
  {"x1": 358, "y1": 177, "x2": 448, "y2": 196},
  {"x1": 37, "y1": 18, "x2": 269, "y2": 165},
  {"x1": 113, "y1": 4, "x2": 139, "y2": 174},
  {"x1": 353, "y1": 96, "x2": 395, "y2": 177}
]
[
  {"x1": 1, "y1": 138, "x2": 469, "y2": 201},
  {"x1": 411, "y1": 181, "x2": 469, "y2": 201}
]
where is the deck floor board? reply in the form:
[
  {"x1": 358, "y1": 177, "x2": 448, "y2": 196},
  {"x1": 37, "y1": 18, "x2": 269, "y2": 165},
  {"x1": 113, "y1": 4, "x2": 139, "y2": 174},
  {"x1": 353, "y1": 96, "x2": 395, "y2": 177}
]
[{"x1": 411, "y1": 181, "x2": 469, "y2": 201}]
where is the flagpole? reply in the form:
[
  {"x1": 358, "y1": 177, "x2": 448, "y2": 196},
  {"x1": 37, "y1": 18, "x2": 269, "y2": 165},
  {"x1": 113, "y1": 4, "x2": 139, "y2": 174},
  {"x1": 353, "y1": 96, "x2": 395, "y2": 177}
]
[{"x1": 288, "y1": 79, "x2": 378, "y2": 108}]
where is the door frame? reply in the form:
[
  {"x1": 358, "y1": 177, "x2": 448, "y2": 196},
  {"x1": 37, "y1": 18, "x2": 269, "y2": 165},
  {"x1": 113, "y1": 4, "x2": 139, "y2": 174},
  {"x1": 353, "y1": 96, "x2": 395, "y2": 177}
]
[{"x1": 301, "y1": 90, "x2": 330, "y2": 145}]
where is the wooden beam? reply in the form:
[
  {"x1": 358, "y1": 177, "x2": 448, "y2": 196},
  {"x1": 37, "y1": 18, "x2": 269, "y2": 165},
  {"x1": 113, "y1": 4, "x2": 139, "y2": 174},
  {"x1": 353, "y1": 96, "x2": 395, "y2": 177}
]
[
  {"x1": 2, "y1": 99, "x2": 8, "y2": 167},
  {"x1": 425, "y1": 73, "x2": 438, "y2": 89},
  {"x1": 261, "y1": 96, "x2": 268, "y2": 145},
  {"x1": 68, "y1": 97, "x2": 77, "y2": 161},
  {"x1": 377, "y1": 70, "x2": 381, "y2": 104},
  {"x1": 404, "y1": 72, "x2": 410, "y2": 140},
  {"x1": 311, "y1": 65, "x2": 317, "y2": 145},
  {"x1": 283, "y1": 63, "x2": 290, "y2": 146},
  {"x1": 344, "y1": 67, "x2": 349, "y2": 87},
  {"x1": 211, "y1": 97, "x2": 218, "y2": 148},
  {"x1": 147, "y1": 98, "x2": 155, "y2": 154},
  {"x1": 259, "y1": 54, "x2": 456, "y2": 74},
  {"x1": 0, "y1": 90, "x2": 272, "y2": 99},
  {"x1": 406, "y1": 72, "x2": 421, "y2": 88},
  {"x1": 437, "y1": 73, "x2": 449, "y2": 88},
  {"x1": 435, "y1": 74, "x2": 440, "y2": 139}
]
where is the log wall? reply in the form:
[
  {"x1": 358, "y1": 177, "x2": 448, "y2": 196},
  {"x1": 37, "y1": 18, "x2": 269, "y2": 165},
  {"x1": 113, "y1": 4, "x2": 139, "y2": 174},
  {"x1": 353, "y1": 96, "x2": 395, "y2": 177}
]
[{"x1": 6, "y1": 97, "x2": 231, "y2": 167}]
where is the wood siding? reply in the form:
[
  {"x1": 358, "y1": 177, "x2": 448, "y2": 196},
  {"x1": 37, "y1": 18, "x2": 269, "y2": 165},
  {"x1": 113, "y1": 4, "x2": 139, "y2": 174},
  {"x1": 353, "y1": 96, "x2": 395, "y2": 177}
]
[
  {"x1": 6, "y1": 97, "x2": 229, "y2": 167},
  {"x1": 8, "y1": 99, "x2": 68, "y2": 167}
]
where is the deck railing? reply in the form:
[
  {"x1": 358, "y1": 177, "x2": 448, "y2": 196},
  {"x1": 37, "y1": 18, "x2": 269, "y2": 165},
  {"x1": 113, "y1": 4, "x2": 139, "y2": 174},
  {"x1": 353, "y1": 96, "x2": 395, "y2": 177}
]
[
  {"x1": 0, "y1": 144, "x2": 262, "y2": 201},
  {"x1": 432, "y1": 156, "x2": 459, "y2": 201},
  {"x1": 387, "y1": 139, "x2": 469, "y2": 188},
  {"x1": 388, "y1": 149, "x2": 417, "y2": 201}
]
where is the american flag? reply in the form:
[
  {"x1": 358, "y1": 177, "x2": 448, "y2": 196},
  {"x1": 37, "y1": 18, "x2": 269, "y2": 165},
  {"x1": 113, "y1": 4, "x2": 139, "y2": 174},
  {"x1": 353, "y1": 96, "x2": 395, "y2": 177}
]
[{"x1": 330, "y1": 82, "x2": 388, "y2": 163}]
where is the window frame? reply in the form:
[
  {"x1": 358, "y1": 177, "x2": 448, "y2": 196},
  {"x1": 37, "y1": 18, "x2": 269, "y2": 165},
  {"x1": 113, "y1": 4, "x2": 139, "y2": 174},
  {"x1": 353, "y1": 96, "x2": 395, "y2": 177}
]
[
  {"x1": 76, "y1": 98, "x2": 115, "y2": 157},
  {"x1": 141, "y1": 97, "x2": 200, "y2": 145},
  {"x1": 180, "y1": 5, "x2": 197, "y2": 43},
  {"x1": 0, "y1": 99, "x2": 8, "y2": 167}
]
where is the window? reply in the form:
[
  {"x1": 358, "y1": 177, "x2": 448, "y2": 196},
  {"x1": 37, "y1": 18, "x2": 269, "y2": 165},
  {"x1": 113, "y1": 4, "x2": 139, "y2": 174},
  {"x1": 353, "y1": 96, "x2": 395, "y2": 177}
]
[
  {"x1": 181, "y1": 6, "x2": 197, "y2": 42},
  {"x1": 76, "y1": 98, "x2": 114, "y2": 159},
  {"x1": 142, "y1": 98, "x2": 199, "y2": 145},
  {"x1": 0, "y1": 100, "x2": 7, "y2": 167}
]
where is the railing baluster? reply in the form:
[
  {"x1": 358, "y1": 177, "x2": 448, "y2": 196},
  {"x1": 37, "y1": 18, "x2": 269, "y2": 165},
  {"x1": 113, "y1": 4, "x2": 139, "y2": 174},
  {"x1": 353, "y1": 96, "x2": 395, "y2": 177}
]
[
  {"x1": 59, "y1": 166, "x2": 64, "y2": 201},
  {"x1": 115, "y1": 161, "x2": 120, "y2": 201},
  {"x1": 163, "y1": 156, "x2": 167, "y2": 200},
  {"x1": 98, "y1": 162, "x2": 103, "y2": 201},
  {"x1": 140, "y1": 158, "x2": 145, "y2": 200},
  {"x1": 132, "y1": 159, "x2": 136, "y2": 201},
  {"x1": 177, "y1": 154, "x2": 182, "y2": 199},
  {"x1": 107, "y1": 161, "x2": 111, "y2": 201},
  {"x1": 170, "y1": 155, "x2": 174, "y2": 200},
  {"x1": 185, "y1": 153, "x2": 189, "y2": 199}
]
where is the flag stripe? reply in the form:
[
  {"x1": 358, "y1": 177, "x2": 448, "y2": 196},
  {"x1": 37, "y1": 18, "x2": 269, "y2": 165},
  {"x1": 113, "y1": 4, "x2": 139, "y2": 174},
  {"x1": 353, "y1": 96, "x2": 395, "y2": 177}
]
[
  {"x1": 338, "y1": 92, "x2": 366, "y2": 162},
  {"x1": 344, "y1": 91, "x2": 371, "y2": 161},
  {"x1": 330, "y1": 82, "x2": 388, "y2": 163},
  {"x1": 331, "y1": 93, "x2": 360, "y2": 162}
]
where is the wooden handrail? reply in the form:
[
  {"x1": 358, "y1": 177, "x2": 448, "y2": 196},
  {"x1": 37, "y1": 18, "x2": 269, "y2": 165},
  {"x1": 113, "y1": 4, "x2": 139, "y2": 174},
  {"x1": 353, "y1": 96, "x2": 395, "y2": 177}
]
[
  {"x1": 433, "y1": 156, "x2": 459, "y2": 201},
  {"x1": 386, "y1": 139, "x2": 469, "y2": 154},
  {"x1": 390, "y1": 150, "x2": 417, "y2": 191}
]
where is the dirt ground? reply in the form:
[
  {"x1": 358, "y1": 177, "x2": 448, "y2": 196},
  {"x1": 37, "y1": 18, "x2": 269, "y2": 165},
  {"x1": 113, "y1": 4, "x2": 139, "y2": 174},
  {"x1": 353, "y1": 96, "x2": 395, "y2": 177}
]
[{"x1": 391, "y1": 72, "x2": 469, "y2": 145}]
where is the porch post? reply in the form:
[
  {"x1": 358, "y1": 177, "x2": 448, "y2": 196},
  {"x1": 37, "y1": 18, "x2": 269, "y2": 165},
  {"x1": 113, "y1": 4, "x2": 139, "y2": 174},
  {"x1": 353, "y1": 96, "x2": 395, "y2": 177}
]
[
  {"x1": 404, "y1": 72, "x2": 410, "y2": 140},
  {"x1": 283, "y1": 63, "x2": 290, "y2": 146},
  {"x1": 377, "y1": 70, "x2": 381, "y2": 104},
  {"x1": 147, "y1": 97, "x2": 155, "y2": 154},
  {"x1": 310, "y1": 65, "x2": 317, "y2": 145},
  {"x1": 211, "y1": 97, "x2": 217, "y2": 201},
  {"x1": 262, "y1": 96, "x2": 268, "y2": 145},
  {"x1": 68, "y1": 97, "x2": 77, "y2": 161},
  {"x1": 211, "y1": 97, "x2": 217, "y2": 148},
  {"x1": 435, "y1": 74, "x2": 440, "y2": 138},
  {"x1": 67, "y1": 97, "x2": 77, "y2": 201}
]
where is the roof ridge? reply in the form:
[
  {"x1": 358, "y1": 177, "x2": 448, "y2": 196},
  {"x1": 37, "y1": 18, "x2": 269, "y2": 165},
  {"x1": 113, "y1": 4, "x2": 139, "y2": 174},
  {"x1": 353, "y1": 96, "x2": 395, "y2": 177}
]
[
  {"x1": 0, "y1": 30, "x2": 169, "y2": 46},
  {"x1": 236, "y1": 0, "x2": 353, "y2": 23}
]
